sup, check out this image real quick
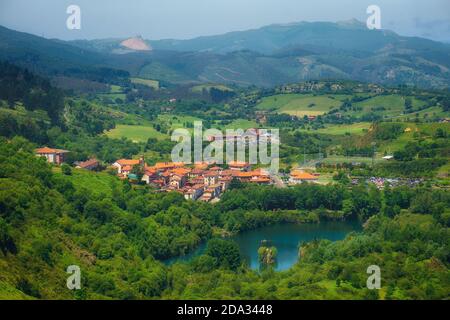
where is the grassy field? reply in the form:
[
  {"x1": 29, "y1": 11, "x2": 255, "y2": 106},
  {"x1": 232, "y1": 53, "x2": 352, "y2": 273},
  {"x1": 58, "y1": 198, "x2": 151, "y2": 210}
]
[
  {"x1": 303, "y1": 123, "x2": 372, "y2": 136},
  {"x1": 256, "y1": 93, "x2": 435, "y2": 119},
  {"x1": 353, "y1": 95, "x2": 427, "y2": 118},
  {"x1": 110, "y1": 85, "x2": 123, "y2": 93},
  {"x1": 256, "y1": 94, "x2": 348, "y2": 116},
  {"x1": 105, "y1": 124, "x2": 166, "y2": 142},
  {"x1": 321, "y1": 155, "x2": 383, "y2": 165},
  {"x1": 221, "y1": 119, "x2": 259, "y2": 130},
  {"x1": 378, "y1": 122, "x2": 450, "y2": 154},
  {"x1": 131, "y1": 77, "x2": 160, "y2": 90},
  {"x1": 158, "y1": 114, "x2": 201, "y2": 130},
  {"x1": 53, "y1": 168, "x2": 121, "y2": 197}
]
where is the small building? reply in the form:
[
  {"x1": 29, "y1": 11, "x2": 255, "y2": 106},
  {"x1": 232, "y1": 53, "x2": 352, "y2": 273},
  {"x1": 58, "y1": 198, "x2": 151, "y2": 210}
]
[
  {"x1": 204, "y1": 172, "x2": 218, "y2": 186},
  {"x1": 112, "y1": 158, "x2": 142, "y2": 174},
  {"x1": 169, "y1": 174, "x2": 187, "y2": 189},
  {"x1": 228, "y1": 161, "x2": 250, "y2": 171},
  {"x1": 35, "y1": 147, "x2": 69, "y2": 165},
  {"x1": 289, "y1": 170, "x2": 319, "y2": 184},
  {"x1": 199, "y1": 193, "x2": 212, "y2": 202},
  {"x1": 141, "y1": 169, "x2": 159, "y2": 184},
  {"x1": 205, "y1": 184, "x2": 222, "y2": 198},
  {"x1": 249, "y1": 176, "x2": 271, "y2": 185},
  {"x1": 75, "y1": 158, "x2": 99, "y2": 170},
  {"x1": 184, "y1": 184, "x2": 205, "y2": 201},
  {"x1": 219, "y1": 176, "x2": 233, "y2": 191}
]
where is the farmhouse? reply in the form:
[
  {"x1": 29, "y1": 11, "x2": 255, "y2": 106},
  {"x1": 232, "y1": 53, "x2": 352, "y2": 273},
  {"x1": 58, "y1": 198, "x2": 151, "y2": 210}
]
[
  {"x1": 75, "y1": 158, "x2": 99, "y2": 170},
  {"x1": 35, "y1": 147, "x2": 69, "y2": 165}
]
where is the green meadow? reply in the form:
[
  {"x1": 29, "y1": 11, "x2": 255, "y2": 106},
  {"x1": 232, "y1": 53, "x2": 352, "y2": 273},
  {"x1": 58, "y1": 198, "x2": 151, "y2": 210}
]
[
  {"x1": 256, "y1": 94, "x2": 347, "y2": 116},
  {"x1": 105, "y1": 124, "x2": 166, "y2": 142},
  {"x1": 131, "y1": 77, "x2": 160, "y2": 90}
]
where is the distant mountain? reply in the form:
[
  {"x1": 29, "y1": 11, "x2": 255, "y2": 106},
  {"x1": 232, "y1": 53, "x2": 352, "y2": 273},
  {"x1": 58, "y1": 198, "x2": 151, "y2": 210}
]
[
  {"x1": 70, "y1": 20, "x2": 450, "y2": 88},
  {"x1": 0, "y1": 25, "x2": 129, "y2": 86},
  {"x1": 150, "y1": 20, "x2": 402, "y2": 54},
  {"x1": 120, "y1": 36, "x2": 152, "y2": 52},
  {"x1": 1, "y1": 21, "x2": 450, "y2": 89}
]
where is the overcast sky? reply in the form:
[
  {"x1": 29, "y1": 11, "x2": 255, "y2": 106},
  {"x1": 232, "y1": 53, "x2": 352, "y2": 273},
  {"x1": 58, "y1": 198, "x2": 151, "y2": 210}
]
[{"x1": 1, "y1": 0, "x2": 449, "y2": 42}]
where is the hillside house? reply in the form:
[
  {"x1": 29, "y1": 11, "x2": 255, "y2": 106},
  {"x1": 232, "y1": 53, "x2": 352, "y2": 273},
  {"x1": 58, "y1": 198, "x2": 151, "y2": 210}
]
[
  {"x1": 75, "y1": 158, "x2": 99, "y2": 170},
  {"x1": 113, "y1": 158, "x2": 142, "y2": 174},
  {"x1": 35, "y1": 147, "x2": 69, "y2": 165}
]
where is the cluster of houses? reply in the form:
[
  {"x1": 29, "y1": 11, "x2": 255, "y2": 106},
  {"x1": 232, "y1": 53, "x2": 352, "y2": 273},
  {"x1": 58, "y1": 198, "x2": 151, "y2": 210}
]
[
  {"x1": 112, "y1": 158, "x2": 272, "y2": 202},
  {"x1": 35, "y1": 147, "x2": 323, "y2": 202},
  {"x1": 206, "y1": 128, "x2": 277, "y2": 144}
]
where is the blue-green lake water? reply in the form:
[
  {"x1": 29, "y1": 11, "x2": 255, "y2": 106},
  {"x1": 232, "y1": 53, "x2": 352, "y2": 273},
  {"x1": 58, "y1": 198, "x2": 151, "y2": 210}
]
[{"x1": 166, "y1": 221, "x2": 362, "y2": 271}]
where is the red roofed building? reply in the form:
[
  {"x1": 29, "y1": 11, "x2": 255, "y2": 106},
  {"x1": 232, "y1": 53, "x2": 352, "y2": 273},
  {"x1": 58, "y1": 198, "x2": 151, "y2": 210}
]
[
  {"x1": 228, "y1": 161, "x2": 250, "y2": 171},
  {"x1": 75, "y1": 158, "x2": 99, "y2": 170},
  {"x1": 112, "y1": 156, "x2": 145, "y2": 175},
  {"x1": 289, "y1": 170, "x2": 319, "y2": 184},
  {"x1": 35, "y1": 147, "x2": 69, "y2": 165}
]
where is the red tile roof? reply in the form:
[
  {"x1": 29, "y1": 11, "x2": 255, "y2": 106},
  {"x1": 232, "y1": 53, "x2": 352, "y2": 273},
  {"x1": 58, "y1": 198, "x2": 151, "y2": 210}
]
[
  {"x1": 116, "y1": 159, "x2": 140, "y2": 166},
  {"x1": 35, "y1": 147, "x2": 69, "y2": 154}
]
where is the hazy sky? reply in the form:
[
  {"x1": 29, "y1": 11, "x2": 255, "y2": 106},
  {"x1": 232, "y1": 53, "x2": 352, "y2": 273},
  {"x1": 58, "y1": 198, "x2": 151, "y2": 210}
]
[{"x1": 1, "y1": 0, "x2": 449, "y2": 42}]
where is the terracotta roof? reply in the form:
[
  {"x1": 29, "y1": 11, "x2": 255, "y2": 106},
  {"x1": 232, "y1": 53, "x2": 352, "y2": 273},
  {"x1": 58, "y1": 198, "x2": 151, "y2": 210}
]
[
  {"x1": 144, "y1": 170, "x2": 158, "y2": 176},
  {"x1": 236, "y1": 171, "x2": 254, "y2": 178},
  {"x1": 161, "y1": 171, "x2": 172, "y2": 177},
  {"x1": 204, "y1": 171, "x2": 218, "y2": 177},
  {"x1": 228, "y1": 161, "x2": 250, "y2": 168},
  {"x1": 209, "y1": 166, "x2": 222, "y2": 171},
  {"x1": 35, "y1": 147, "x2": 69, "y2": 154},
  {"x1": 116, "y1": 159, "x2": 140, "y2": 166},
  {"x1": 290, "y1": 171, "x2": 318, "y2": 180},
  {"x1": 76, "y1": 158, "x2": 99, "y2": 168},
  {"x1": 194, "y1": 163, "x2": 209, "y2": 170},
  {"x1": 153, "y1": 162, "x2": 184, "y2": 169},
  {"x1": 122, "y1": 165, "x2": 133, "y2": 171},
  {"x1": 220, "y1": 170, "x2": 234, "y2": 176},
  {"x1": 171, "y1": 168, "x2": 191, "y2": 176}
]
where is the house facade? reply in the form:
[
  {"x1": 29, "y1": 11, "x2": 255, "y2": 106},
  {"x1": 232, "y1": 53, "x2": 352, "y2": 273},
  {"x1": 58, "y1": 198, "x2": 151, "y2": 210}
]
[{"x1": 35, "y1": 147, "x2": 69, "y2": 165}]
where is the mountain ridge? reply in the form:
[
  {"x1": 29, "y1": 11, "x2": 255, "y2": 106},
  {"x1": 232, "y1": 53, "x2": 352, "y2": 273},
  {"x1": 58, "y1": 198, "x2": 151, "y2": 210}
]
[{"x1": 0, "y1": 22, "x2": 449, "y2": 89}]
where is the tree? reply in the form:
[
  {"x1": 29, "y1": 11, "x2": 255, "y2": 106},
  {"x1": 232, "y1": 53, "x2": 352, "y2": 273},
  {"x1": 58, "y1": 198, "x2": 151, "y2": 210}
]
[
  {"x1": 205, "y1": 239, "x2": 241, "y2": 270},
  {"x1": 228, "y1": 177, "x2": 243, "y2": 190},
  {"x1": 61, "y1": 163, "x2": 72, "y2": 175},
  {"x1": 258, "y1": 246, "x2": 277, "y2": 267},
  {"x1": 0, "y1": 218, "x2": 16, "y2": 254}
]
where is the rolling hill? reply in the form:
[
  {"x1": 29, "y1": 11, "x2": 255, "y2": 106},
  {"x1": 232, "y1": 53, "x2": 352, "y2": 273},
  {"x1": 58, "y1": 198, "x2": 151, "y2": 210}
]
[{"x1": 1, "y1": 21, "x2": 450, "y2": 89}]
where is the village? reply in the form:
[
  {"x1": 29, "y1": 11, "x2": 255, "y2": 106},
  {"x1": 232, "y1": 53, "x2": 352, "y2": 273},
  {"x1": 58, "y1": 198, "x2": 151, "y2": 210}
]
[{"x1": 34, "y1": 146, "x2": 323, "y2": 202}]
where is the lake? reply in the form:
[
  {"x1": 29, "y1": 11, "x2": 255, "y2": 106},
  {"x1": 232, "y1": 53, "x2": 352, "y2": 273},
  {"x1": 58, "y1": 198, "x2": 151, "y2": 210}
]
[{"x1": 165, "y1": 221, "x2": 362, "y2": 271}]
